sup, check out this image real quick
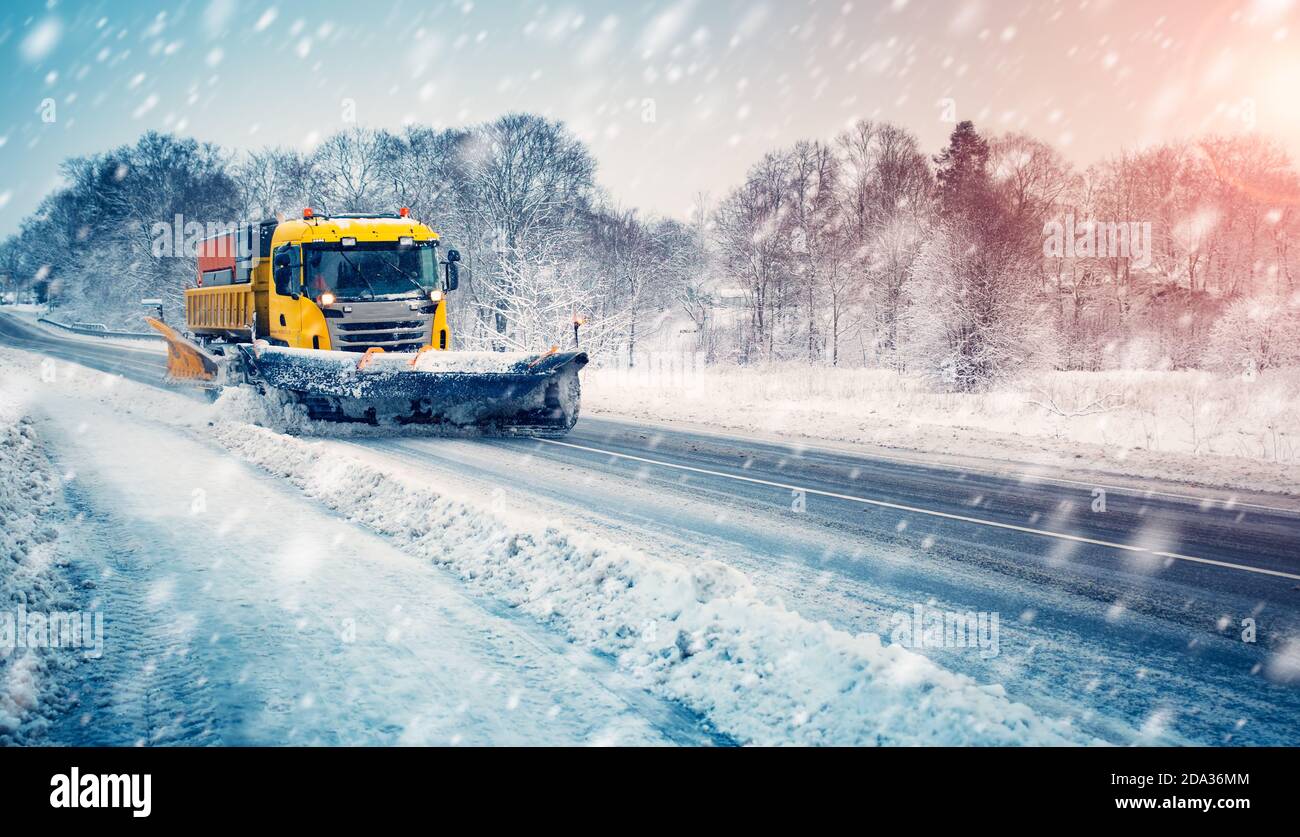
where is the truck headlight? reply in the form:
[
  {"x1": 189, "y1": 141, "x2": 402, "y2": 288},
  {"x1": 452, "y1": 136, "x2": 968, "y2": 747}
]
[{"x1": 319, "y1": 292, "x2": 336, "y2": 306}]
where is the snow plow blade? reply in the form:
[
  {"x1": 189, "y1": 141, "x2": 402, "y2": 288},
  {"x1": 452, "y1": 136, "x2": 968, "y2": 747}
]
[
  {"x1": 145, "y1": 316, "x2": 224, "y2": 388},
  {"x1": 240, "y1": 344, "x2": 588, "y2": 436}
]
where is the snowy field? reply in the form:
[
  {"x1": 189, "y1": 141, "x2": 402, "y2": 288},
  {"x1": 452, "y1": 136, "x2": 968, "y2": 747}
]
[
  {"x1": 584, "y1": 363, "x2": 1300, "y2": 497},
  {"x1": 0, "y1": 347, "x2": 1094, "y2": 746}
]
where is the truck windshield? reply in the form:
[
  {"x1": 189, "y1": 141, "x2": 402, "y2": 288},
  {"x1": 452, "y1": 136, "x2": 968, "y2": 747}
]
[{"x1": 303, "y1": 241, "x2": 438, "y2": 301}]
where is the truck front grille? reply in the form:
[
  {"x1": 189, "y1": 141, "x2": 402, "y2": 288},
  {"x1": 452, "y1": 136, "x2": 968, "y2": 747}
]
[
  {"x1": 337, "y1": 320, "x2": 425, "y2": 332},
  {"x1": 330, "y1": 311, "x2": 429, "y2": 353}
]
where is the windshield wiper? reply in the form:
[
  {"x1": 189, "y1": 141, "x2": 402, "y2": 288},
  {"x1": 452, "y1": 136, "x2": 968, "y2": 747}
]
[
  {"x1": 335, "y1": 249, "x2": 378, "y2": 301},
  {"x1": 376, "y1": 255, "x2": 429, "y2": 297}
]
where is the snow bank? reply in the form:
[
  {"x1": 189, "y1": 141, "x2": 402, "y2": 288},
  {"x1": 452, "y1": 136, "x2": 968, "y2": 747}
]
[
  {"x1": 0, "y1": 387, "x2": 79, "y2": 744},
  {"x1": 585, "y1": 364, "x2": 1300, "y2": 497},
  {"x1": 211, "y1": 422, "x2": 1089, "y2": 746}
]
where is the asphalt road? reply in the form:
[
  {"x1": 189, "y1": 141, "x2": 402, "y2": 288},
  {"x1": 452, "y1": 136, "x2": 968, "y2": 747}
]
[
  {"x1": 4, "y1": 309, "x2": 1299, "y2": 744},
  {"x1": 0, "y1": 312, "x2": 172, "y2": 384}
]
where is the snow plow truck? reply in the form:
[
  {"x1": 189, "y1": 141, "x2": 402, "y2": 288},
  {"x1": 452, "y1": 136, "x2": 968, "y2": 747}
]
[{"x1": 146, "y1": 209, "x2": 587, "y2": 435}]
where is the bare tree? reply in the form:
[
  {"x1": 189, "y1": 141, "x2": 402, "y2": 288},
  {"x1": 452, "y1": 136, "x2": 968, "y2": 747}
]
[
  {"x1": 311, "y1": 127, "x2": 385, "y2": 213},
  {"x1": 714, "y1": 151, "x2": 796, "y2": 362},
  {"x1": 236, "y1": 146, "x2": 317, "y2": 219},
  {"x1": 785, "y1": 140, "x2": 843, "y2": 363},
  {"x1": 836, "y1": 121, "x2": 933, "y2": 366},
  {"x1": 458, "y1": 114, "x2": 596, "y2": 350}
]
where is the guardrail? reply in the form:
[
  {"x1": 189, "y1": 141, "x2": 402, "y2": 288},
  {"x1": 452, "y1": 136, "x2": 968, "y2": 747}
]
[{"x1": 38, "y1": 316, "x2": 164, "y2": 342}]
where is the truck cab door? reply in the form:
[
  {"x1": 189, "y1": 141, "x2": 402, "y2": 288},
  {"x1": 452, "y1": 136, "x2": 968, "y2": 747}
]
[{"x1": 270, "y1": 244, "x2": 302, "y2": 345}]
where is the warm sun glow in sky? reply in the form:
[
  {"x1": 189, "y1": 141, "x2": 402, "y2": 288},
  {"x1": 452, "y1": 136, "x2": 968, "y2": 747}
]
[{"x1": 2, "y1": 0, "x2": 1300, "y2": 234}]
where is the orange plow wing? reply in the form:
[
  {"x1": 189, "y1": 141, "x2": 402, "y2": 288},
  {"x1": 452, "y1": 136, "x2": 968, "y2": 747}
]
[{"x1": 145, "y1": 317, "x2": 223, "y2": 384}]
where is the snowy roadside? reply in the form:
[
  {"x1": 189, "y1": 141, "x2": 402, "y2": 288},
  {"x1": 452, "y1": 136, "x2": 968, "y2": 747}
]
[
  {"x1": 583, "y1": 366, "x2": 1300, "y2": 499},
  {"x1": 0, "y1": 379, "x2": 85, "y2": 744},
  {"x1": 0, "y1": 347, "x2": 1093, "y2": 745},
  {"x1": 213, "y1": 422, "x2": 1091, "y2": 745}
]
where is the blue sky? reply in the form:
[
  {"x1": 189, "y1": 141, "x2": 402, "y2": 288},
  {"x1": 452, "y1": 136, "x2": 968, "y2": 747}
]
[{"x1": 2, "y1": 0, "x2": 1299, "y2": 236}]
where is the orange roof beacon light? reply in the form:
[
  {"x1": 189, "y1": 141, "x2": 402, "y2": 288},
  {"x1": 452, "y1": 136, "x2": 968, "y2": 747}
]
[
  {"x1": 302, "y1": 207, "x2": 314, "y2": 220},
  {"x1": 399, "y1": 207, "x2": 410, "y2": 218}
]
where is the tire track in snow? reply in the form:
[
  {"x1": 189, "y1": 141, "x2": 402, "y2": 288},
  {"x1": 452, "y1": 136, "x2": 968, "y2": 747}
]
[{"x1": 45, "y1": 444, "x2": 225, "y2": 746}]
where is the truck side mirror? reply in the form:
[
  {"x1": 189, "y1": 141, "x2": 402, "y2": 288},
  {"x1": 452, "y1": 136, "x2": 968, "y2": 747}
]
[
  {"x1": 273, "y1": 246, "x2": 300, "y2": 299},
  {"x1": 443, "y1": 249, "x2": 461, "y2": 292}
]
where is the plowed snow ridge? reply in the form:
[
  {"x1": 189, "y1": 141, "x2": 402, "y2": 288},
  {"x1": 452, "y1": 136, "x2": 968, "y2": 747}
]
[{"x1": 0, "y1": 388, "x2": 81, "y2": 743}]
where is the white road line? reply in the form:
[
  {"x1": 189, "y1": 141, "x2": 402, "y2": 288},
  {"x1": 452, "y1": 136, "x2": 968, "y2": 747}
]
[
  {"x1": 538, "y1": 438, "x2": 1300, "y2": 582},
  {"x1": 588, "y1": 414, "x2": 1300, "y2": 515}
]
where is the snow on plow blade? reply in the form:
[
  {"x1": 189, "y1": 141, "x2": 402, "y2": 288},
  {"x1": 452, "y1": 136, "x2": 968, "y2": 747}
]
[{"x1": 240, "y1": 344, "x2": 588, "y2": 436}]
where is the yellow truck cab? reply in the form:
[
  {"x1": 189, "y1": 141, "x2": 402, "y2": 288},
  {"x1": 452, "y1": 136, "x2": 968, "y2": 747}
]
[{"x1": 185, "y1": 209, "x2": 459, "y2": 353}]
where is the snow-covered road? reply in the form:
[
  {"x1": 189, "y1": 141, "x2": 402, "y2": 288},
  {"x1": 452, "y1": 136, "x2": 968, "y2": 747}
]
[
  {"x1": 2, "y1": 311, "x2": 1297, "y2": 747},
  {"x1": 0, "y1": 321, "x2": 1097, "y2": 746},
  {"x1": 29, "y1": 389, "x2": 714, "y2": 746}
]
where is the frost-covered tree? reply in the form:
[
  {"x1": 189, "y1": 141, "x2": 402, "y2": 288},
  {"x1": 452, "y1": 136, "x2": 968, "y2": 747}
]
[
  {"x1": 1203, "y1": 294, "x2": 1300, "y2": 373},
  {"x1": 457, "y1": 114, "x2": 597, "y2": 350},
  {"x1": 374, "y1": 126, "x2": 470, "y2": 235},
  {"x1": 584, "y1": 207, "x2": 691, "y2": 365},
  {"x1": 786, "y1": 140, "x2": 844, "y2": 363},
  {"x1": 899, "y1": 123, "x2": 1058, "y2": 391},
  {"x1": 236, "y1": 147, "x2": 318, "y2": 219},
  {"x1": 836, "y1": 121, "x2": 933, "y2": 367},
  {"x1": 6, "y1": 132, "x2": 238, "y2": 325},
  {"x1": 715, "y1": 151, "x2": 795, "y2": 362},
  {"x1": 675, "y1": 194, "x2": 722, "y2": 359},
  {"x1": 900, "y1": 218, "x2": 1059, "y2": 391}
]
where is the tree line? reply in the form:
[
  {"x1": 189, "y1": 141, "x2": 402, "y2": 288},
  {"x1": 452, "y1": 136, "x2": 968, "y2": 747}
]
[
  {"x1": 2, "y1": 113, "x2": 1298, "y2": 390},
  {"x1": 710, "y1": 120, "x2": 1300, "y2": 388}
]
